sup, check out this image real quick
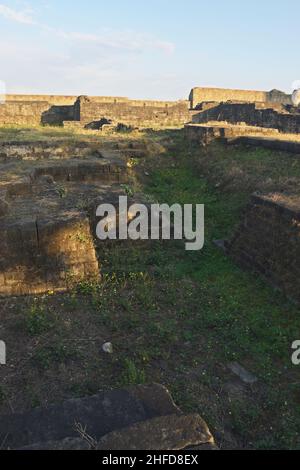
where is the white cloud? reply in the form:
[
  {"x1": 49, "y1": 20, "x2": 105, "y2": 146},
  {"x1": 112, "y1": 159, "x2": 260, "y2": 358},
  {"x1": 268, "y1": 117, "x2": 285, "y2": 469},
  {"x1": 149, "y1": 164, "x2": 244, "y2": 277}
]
[
  {"x1": 0, "y1": 3, "x2": 174, "y2": 55},
  {"x1": 0, "y1": 3, "x2": 35, "y2": 24},
  {"x1": 0, "y1": 3, "x2": 176, "y2": 97},
  {"x1": 54, "y1": 28, "x2": 175, "y2": 55}
]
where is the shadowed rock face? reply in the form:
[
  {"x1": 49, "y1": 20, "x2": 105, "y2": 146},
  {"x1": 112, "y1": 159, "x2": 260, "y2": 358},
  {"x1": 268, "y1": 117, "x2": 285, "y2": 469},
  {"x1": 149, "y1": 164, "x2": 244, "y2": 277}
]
[
  {"x1": 97, "y1": 413, "x2": 215, "y2": 450},
  {"x1": 225, "y1": 193, "x2": 300, "y2": 304},
  {"x1": 0, "y1": 384, "x2": 216, "y2": 451},
  {"x1": 191, "y1": 102, "x2": 300, "y2": 135},
  {"x1": 22, "y1": 438, "x2": 92, "y2": 450},
  {"x1": 0, "y1": 384, "x2": 178, "y2": 449},
  {"x1": 84, "y1": 118, "x2": 113, "y2": 130}
]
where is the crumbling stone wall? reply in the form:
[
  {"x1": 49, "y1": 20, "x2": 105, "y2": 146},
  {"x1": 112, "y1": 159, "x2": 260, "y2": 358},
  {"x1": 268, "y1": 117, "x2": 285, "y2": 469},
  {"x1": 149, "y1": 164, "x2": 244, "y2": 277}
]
[
  {"x1": 0, "y1": 88, "x2": 294, "y2": 128},
  {"x1": 0, "y1": 94, "x2": 192, "y2": 128},
  {"x1": 192, "y1": 103, "x2": 300, "y2": 134},
  {"x1": 226, "y1": 193, "x2": 300, "y2": 303},
  {"x1": 1, "y1": 95, "x2": 77, "y2": 126},
  {"x1": 0, "y1": 101, "x2": 50, "y2": 126},
  {"x1": 184, "y1": 122, "x2": 278, "y2": 145},
  {"x1": 0, "y1": 214, "x2": 99, "y2": 296},
  {"x1": 184, "y1": 122, "x2": 300, "y2": 151},
  {"x1": 189, "y1": 87, "x2": 292, "y2": 109},
  {"x1": 0, "y1": 139, "x2": 130, "y2": 297},
  {"x1": 5, "y1": 95, "x2": 77, "y2": 106},
  {"x1": 73, "y1": 96, "x2": 191, "y2": 128}
]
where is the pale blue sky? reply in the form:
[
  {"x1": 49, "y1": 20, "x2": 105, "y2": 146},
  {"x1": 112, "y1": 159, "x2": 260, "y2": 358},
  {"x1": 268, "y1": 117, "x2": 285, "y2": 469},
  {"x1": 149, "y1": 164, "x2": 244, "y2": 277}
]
[{"x1": 0, "y1": 0, "x2": 299, "y2": 99}]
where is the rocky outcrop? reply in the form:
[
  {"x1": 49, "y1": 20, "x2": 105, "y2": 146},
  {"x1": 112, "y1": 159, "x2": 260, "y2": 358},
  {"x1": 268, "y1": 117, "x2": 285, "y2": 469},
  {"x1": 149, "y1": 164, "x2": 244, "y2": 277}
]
[
  {"x1": 97, "y1": 414, "x2": 215, "y2": 451},
  {"x1": 0, "y1": 384, "x2": 216, "y2": 450}
]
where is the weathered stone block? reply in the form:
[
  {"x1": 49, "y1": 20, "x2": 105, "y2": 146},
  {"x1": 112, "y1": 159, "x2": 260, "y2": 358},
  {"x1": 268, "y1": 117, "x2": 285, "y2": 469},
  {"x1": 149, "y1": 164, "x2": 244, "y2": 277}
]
[
  {"x1": 227, "y1": 193, "x2": 300, "y2": 303},
  {"x1": 97, "y1": 414, "x2": 214, "y2": 450}
]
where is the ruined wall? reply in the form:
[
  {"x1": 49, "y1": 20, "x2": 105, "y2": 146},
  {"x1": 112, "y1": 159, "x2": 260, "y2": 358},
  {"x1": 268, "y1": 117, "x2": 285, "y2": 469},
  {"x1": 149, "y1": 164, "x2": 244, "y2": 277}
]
[
  {"x1": 0, "y1": 90, "x2": 294, "y2": 127},
  {"x1": 0, "y1": 94, "x2": 192, "y2": 128},
  {"x1": 189, "y1": 87, "x2": 292, "y2": 109},
  {"x1": 226, "y1": 193, "x2": 300, "y2": 303},
  {"x1": 192, "y1": 103, "x2": 300, "y2": 134},
  {"x1": 75, "y1": 96, "x2": 191, "y2": 128},
  {"x1": 0, "y1": 140, "x2": 129, "y2": 297},
  {"x1": 268, "y1": 89, "x2": 292, "y2": 104},
  {"x1": 0, "y1": 101, "x2": 51, "y2": 126},
  {"x1": 5, "y1": 95, "x2": 77, "y2": 106},
  {"x1": 41, "y1": 105, "x2": 75, "y2": 126},
  {"x1": 0, "y1": 214, "x2": 99, "y2": 297},
  {"x1": 1, "y1": 95, "x2": 77, "y2": 126},
  {"x1": 228, "y1": 136, "x2": 300, "y2": 154},
  {"x1": 184, "y1": 122, "x2": 279, "y2": 146}
]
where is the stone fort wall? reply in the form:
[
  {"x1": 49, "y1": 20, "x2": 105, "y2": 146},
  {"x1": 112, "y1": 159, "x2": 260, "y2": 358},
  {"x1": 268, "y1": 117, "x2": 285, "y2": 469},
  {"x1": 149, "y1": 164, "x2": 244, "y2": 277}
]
[
  {"x1": 0, "y1": 94, "x2": 192, "y2": 128},
  {"x1": 0, "y1": 87, "x2": 294, "y2": 128},
  {"x1": 191, "y1": 102, "x2": 300, "y2": 134},
  {"x1": 5, "y1": 94, "x2": 77, "y2": 106},
  {"x1": 0, "y1": 100, "x2": 50, "y2": 126},
  {"x1": 189, "y1": 87, "x2": 292, "y2": 109},
  {"x1": 74, "y1": 96, "x2": 191, "y2": 128}
]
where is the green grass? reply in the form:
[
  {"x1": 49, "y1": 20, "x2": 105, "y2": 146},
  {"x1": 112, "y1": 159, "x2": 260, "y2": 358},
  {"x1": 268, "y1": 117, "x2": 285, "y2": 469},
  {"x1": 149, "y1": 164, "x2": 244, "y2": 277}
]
[
  {"x1": 24, "y1": 301, "x2": 57, "y2": 336},
  {"x1": 191, "y1": 140, "x2": 300, "y2": 197},
  {"x1": 32, "y1": 339, "x2": 81, "y2": 370},
  {"x1": 120, "y1": 358, "x2": 146, "y2": 386},
  {"x1": 0, "y1": 125, "x2": 84, "y2": 142},
  {"x1": 0, "y1": 124, "x2": 149, "y2": 143}
]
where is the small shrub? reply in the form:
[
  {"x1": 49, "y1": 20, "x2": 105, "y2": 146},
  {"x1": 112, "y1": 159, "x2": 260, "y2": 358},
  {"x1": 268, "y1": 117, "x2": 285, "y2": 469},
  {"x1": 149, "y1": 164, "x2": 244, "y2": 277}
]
[
  {"x1": 121, "y1": 358, "x2": 146, "y2": 386},
  {"x1": 121, "y1": 184, "x2": 134, "y2": 197},
  {"x1": 25, "y1": 303, "x2": 55, "y2": 336}
]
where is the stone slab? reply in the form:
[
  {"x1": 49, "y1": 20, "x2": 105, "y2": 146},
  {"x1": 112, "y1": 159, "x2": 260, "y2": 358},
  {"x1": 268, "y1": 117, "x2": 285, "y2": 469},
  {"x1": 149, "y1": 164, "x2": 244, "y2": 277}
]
[
  {"x1": 0, "y1": 384, "x2": 180, "y2": 449},
  {"x1": 97, "y1": 413, "x2": 215, "y2": 450}
]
